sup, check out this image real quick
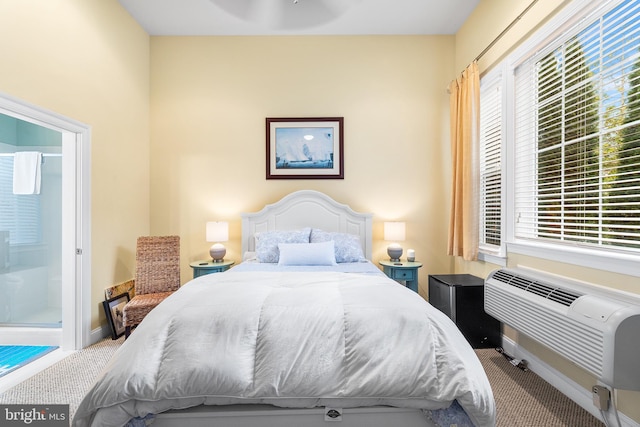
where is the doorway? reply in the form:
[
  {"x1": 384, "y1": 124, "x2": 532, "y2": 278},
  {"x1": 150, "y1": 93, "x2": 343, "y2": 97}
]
[{"x1": 0, "y1": 93, "x2": 90, "y2": 351}]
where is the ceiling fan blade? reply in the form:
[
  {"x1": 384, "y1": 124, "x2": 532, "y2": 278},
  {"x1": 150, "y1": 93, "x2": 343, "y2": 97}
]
[
  {"x1": 210, "y1": 0, "x2": 361, "y2": 31},
  {"x1": 249, "y1": 0, "x2": 285, "y2": 28},
  {"x1": 208, "y1": 0, "x2": 258, "y2": 22}
]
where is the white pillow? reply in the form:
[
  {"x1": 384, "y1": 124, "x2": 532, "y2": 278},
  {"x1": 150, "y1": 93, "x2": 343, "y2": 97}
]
[
  {"x1": 254, "y1": 228, "x2": 311, "y2": 263},
  {"x1": 277, "y1": 241, "x2": 337, "y2": 266},
  {"x1": 310, "y1": 229, "x2": 366, "y2": 263}
]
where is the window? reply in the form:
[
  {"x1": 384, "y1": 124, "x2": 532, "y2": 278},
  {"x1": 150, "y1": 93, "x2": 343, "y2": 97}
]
[
  {"x1": 479, "y1": 69, "x2": 504, "y2": 256},
  {"x1": 513, "y1": 0, "x2": 640, "y2": 256},
  {"x1": 0, "y1": 157, "x2": 41, "y2": 245},
  {"x1": 477, "y1": 0, "x2": 640, "y2": 274}
]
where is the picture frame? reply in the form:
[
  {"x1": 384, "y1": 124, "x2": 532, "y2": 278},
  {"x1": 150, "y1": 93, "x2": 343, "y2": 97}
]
[
  {"x1": 104, "y1": 278, "x2": 135, "y2": 301},
  {"x1": 266, "y1": 117, "x2": 344, "y2": 179},
  {"x1": 102, "y1": 292, "x2": 130, "y2": 340}
]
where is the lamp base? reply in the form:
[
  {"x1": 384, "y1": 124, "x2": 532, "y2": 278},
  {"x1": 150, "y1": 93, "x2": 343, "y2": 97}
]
[
  {"x1": 387, "y1": 245, "x2": 403, "y2": 262},
  {"x1": 209, "y1": 243, "x2": 226, "y2": 263}
]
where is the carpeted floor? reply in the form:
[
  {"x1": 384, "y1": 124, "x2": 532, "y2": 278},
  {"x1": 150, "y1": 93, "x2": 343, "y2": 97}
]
[
  {"x1": 0, "y1": 338, "x2": 605, "y2": 426},
  {"x1": 475, "y1": 349, "x2": 604, "y2": 427},
  {"x1": 0, "y1": 337, "x2": 124, "y2": 419}
]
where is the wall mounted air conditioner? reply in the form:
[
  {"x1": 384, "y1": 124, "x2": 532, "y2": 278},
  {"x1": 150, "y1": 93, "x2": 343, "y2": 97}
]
[{"x1": 485, "y1": 268, "x2": 640, "y2": 391}]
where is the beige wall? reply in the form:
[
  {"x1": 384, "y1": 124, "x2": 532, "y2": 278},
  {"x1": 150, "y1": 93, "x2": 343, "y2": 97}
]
[
  {"x1": 149, "y1": 35, "x2": 456, "y2": 292},
  {"x1": 455, "y1": 0, "x2": 640, "y2": 421},
  {"x1": 0, "y1": 0, "x2": 151, "y2": 331}
]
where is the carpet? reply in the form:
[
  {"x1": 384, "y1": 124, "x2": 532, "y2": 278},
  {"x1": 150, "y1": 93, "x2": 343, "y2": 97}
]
[
  {"x1": 0, "y1": 338, "x2": 607, "y2": 426},
  {"x1": 0, "y1": 338, "x2": 122, "y2": 418},
  {"x1": 0, "y1": 346, "x2": 58, "y2": 379},
  {"x1": 476, "y1": 348, "x2": 605, "y2": 427}
]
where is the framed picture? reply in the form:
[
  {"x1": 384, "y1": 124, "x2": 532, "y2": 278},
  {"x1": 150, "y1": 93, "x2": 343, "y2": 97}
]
[
  {"x1": 104, "y1": 278, "x2": 135, "y2": 301},
  {"x1": 102, "y1": 292, "x2": 130, "y2": 340},
  {"x1": 266, "y1": 117, "x2": 344, "y2": 179}
]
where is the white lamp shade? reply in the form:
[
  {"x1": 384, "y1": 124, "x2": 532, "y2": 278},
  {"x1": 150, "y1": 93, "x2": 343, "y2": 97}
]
[
  {"x1": 206, "y1": 221, "x2": 229, "y2": 242},
  {"x1": 384, "y1": 221, "x2": 406, "y2": 242}
]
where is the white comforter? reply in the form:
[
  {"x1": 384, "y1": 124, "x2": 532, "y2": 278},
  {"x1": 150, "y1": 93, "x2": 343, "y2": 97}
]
[{"x1": 73, "y1": 271, "x2": 496, "y2": 427}]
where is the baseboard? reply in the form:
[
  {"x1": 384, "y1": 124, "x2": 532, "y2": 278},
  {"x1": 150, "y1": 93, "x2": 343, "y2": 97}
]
[
  {"x1": 89, "y1": 325, "x2": 110, "y2": 346},
  {"x1": 501, "y1": 336, "x2": 638, "y2": 427}
]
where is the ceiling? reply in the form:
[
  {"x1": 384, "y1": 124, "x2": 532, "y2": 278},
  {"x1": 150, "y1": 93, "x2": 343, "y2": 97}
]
[{"x1": 117, "y1": 0, "x2": 480, "y2": 36}]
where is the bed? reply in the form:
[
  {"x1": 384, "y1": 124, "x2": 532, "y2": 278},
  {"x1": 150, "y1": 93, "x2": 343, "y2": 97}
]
[{"x1": 73, "y1": 190, "x2": 496, "y2": 427}]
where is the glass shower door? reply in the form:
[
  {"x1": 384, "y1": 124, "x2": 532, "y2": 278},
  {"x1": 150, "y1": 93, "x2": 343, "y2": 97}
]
[{"x1": 0, "y1": 115, "x2": 62, "y2": 328}]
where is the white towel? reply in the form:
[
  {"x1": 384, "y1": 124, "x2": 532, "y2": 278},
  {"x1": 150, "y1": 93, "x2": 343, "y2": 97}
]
[{"x1": 12, "y1": 151, "x2": 42, "y2": 195}]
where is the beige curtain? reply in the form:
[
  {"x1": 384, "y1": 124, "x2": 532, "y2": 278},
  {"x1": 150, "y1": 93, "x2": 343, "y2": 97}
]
[{"x1": 447, "y1": 61, "x2": 480, "y2": 261}]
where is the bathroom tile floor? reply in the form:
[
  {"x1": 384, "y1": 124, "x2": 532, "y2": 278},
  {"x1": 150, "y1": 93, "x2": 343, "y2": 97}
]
[{"x1": 0, "y1": 346, "x2": 57, "y2": 378}]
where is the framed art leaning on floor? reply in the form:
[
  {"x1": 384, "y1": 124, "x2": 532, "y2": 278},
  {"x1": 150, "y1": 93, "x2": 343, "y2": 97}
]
[{"x1": 102, "y1": 293, "x2": 130, "y2": 340}]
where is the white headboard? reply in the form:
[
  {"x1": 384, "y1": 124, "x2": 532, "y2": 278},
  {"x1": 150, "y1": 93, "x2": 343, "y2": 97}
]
[{"x1": 241, "y1": 190, "x2": 373, "y2": 260}]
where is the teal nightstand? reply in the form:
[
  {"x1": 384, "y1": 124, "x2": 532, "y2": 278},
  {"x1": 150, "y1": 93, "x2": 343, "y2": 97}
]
[
  {"x1": 379, "y1": 260, "x2": 423, "y2": 293},
  {"x1": 189, "y1": 259, "x2": 234, "y2": 279}
]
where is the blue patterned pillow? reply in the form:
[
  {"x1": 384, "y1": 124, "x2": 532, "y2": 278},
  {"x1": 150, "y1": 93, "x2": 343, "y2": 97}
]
[
  {"x1": 254, "y1": 228, "x2": 311, "y2": 263},
  {"x1": 310, "y1": 229, "x2": 366, "y2": 263}
]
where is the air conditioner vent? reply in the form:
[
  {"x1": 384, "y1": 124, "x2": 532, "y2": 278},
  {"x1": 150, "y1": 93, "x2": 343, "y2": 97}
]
[
  {"x1": 548, "y1": 288, "x2": 581, "y2": 306},
  {"x1": 490, "y1": 269, "x2": 581, "y2": 307},
  {"x1": 485, "y1": 268, "x2": 640, "y2": 391}
]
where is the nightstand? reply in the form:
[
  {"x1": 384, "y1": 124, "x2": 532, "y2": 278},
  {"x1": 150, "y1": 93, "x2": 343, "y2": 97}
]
[
  {"x1": 379, "y1": 260, "x2": 423, "y2": 293},
  {"x1": 189, "y1": 259, "x2": 234, "y2": 279},
  {"x1": 428, "y1": 274, "x2": 501, "y2": 348}
]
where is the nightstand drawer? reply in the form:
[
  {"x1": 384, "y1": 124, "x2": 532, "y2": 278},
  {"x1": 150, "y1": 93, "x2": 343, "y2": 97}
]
[
  {"x1": 379, "y1": 261, "x2": 422, "y2": 293},
  {"x1": 196, "y1": 265, "x2": 226, "y2": 276},
  {"x1": 189, "y1": 260, "x2": 234, "y2": 279},
  {"x1": 390, "y1": 269, "x2": 416, "y2": 281}
]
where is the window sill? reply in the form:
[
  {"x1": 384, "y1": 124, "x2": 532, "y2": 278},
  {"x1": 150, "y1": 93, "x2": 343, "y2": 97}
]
[
  {"x1": 478, "y1": 251, "x2": 507, "y2": 267},
  {"x1": 507, "y1": 241, "x2": 640, "y2": 278}
]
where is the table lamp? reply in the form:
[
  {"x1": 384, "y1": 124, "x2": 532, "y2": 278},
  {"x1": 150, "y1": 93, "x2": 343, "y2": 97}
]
[
  {"x1": 206, "y1": 221, "x2": 228, "y2": 262},
  {"x1": 384, "y1": 221, "x2": 405, "y2": 262}
]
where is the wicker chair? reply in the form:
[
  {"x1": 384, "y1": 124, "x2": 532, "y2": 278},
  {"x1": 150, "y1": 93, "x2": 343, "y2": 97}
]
[{"x1": 122, "y1": 235, "x2": 180, "y2": 338}]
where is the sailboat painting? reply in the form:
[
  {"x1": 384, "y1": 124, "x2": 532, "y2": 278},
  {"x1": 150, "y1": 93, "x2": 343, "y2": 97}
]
[
  {"x1": 266, "y1": 117, "x2": 344, "y2": 179},
  {"x1": 275, "y1": 127, "x2": 333, "y2": 169}
]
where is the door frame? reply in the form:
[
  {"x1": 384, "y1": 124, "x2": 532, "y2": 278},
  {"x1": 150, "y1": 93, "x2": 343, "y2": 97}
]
[{"x1": 0, "y1": 92, "x2": 91, "y2": 351}]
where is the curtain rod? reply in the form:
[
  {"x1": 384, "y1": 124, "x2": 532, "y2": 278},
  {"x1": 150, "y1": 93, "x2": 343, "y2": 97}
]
[
  {"x1": 448, "y1": 0, "x2": 540, "y2": 92},
  {"x1": 474, "y1": 0, "x2": 540, "y2": 62}
]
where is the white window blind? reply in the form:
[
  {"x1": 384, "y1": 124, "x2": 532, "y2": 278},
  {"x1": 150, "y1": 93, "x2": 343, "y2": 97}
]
[
  {"x1": 479, "y1": 72, "x2": 503, "y2": 251},
  {"x1": 0, "y1": 157, "x2": 41, "y2": 245},
  {"x1": 513, "y1": 0, "x2": 640, "y2": 254}
]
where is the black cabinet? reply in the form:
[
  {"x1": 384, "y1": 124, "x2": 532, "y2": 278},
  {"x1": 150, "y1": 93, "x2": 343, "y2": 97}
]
[{"x1": 428, "y1": 274, "x2": 501, "y2": 349}]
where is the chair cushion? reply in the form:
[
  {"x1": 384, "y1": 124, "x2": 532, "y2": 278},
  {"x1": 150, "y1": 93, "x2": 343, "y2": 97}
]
[{"x1": 122, "y1": 291, "x2": 175, "y2": 327}]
